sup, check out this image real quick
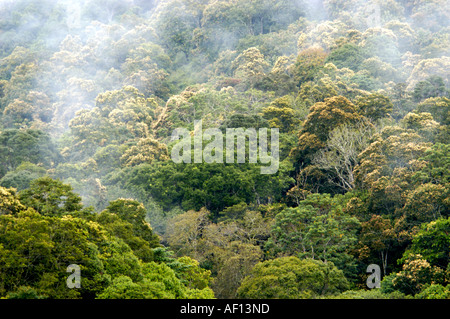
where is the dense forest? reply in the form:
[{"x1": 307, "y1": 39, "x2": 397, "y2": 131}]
[{"x1": 0, "y1": 0, "x2": 449, "y2": 299}]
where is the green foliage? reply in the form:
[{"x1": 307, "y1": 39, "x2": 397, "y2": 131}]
[
  {"x1": 0, "y1": 209, "x2": 111, "y2": 298},
  {"x1": 325, "y1": 43, "x2": 366, "y2": 71},
  {"x1": 326, "y1": 289, "x2": 409, "y2": 299},
  {"x1": 293, "y1": 47, "x2": 327, "y2": 85},
  {"x1": 164, "y1": 207, "x2": 271, "y2": 298},
  {"x1": 113, "y1": 161, "x2": 293, "y2": 217},
  {"x1": 237, "y1": 257, "x2": 349, "y2": 299},
  {"x1": 0, "y1": 0, "x2": 449, "y2": 300},
  {"x1": 97, "y1": 259, "x2": 213, "y2": 299},
  {"x1": 415, "y1": 284, "x2": 450, "y2": 299},
  {"x1": 0, "y1": 186, "x2": 26, "y2": 216},
  {"x1": 0, "y1": 129, "x2": 60, "y2": 178},
  {"x1": 170, "y1": 256, "x2": 213, "y2": 290},
  {"x1": 232, "y1": 47, "x2": 269, "y2": 89},
  {"x1": 355, "y1": 214, "x2": 400, "y2": 275},
  {"x1": 266, "y1": 193, "x2": 360, "y2": 276},
  {"x1": 97, "y1": 275, "x2": 162, "y2": 299},
  {"x1": 0, "y1": 162, "x2": 47, "y2": 191},
  {"x1": 5, "y1": 286, "x2": 46, "y2": 299},
  {"x1": 413, "y1": 76, "x2": 449, "y2": 102},
  {"x1": 291, "y1": 95, "x2": 364, "y2": 172},
  {"x1": 301, "y1": 96, "x2": 362, "y2": 143},
  {"x1": 404, "y1": 217, "x2": 450, "y2": 269},
  {"x1": 417, "y1": 97, "x2": 450, "y2": 125},
  {"x1": 392, "y1": 254, "x2": 445, "y2": 296},
  {"x1": 18, "y1": 177, "x2": 83, "y2": 217},
  {"x1": 261, "y1": 96, "x2": 301, "y2": 133},
  {"x1": 356, "y1": 93, "x2": 393, "y2": 121},
  {"x1": 354, "y1": 126, "x2": 431, "y2": 215},
  {"x1": 68, "y1": 86, "x2": 158, "y2": 160},
  {"x1": 220, "y1": 113, "x2": 269, "y2": 131},
  {"x1": 97, "y1": 198, "x2": 161, "y2": 260},
  {"x1": 0, "y1": 186, "x2": 214, "y2": 299},
  {"x1": 412, "y1": 143, "x2": 450, "y2": 185}
]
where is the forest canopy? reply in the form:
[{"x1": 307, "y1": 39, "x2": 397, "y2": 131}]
[{"x1": 0, "y1": 0, "x2": 449, "y2": 300}]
